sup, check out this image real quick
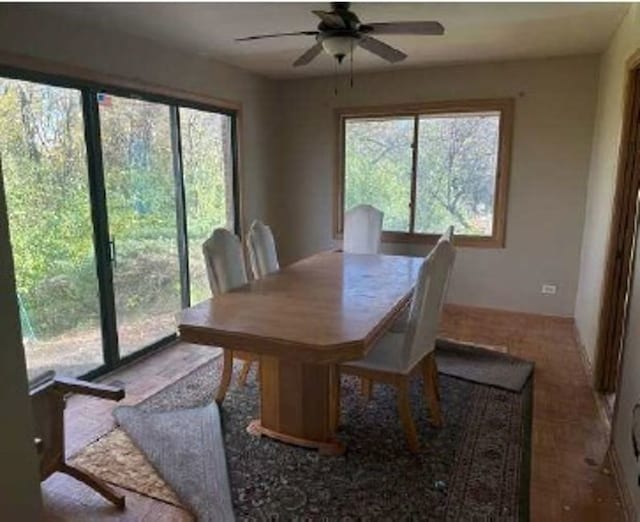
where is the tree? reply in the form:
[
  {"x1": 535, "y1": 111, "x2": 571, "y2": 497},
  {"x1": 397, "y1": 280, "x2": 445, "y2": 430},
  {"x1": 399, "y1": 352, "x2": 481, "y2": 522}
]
[
  {"x1": 344, "y1": 113, "x2": 499, "y2": 236},
  {"x1": 415, "y1": 115, "x2": 499, "y2": 235},
  {"x1": 345, "y1": 117, "x2": 413, "y2": 231},
  {"x1": 0, "y1": 78, "x2": 233, "y2": 345}
]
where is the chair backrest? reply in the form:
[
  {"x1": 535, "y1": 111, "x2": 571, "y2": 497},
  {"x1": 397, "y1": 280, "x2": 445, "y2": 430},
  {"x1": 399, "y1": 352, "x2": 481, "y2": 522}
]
[
  {"x1": 402, "y1": 238, "x2": 456, "y2": 370},
  {"x1": 343, "y1": 204, "x2": 384, "y2": 254},
  {"x1": 438, "y1": 225, "x2": 455, "y2": 306},
  {"x1": 202, "y1": 228, "x2": 248, "y2": 296},
  {"x1": 442, "y1": 225, "x2": 454, "y2": 243},
  {"x1": 246, "y1": 220, "x2": 279, "y2": 279}
]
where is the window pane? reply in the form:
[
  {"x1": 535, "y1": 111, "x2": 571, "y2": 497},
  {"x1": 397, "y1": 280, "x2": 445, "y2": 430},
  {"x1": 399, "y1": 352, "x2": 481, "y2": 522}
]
[
  {"x1": 0, "y1": 78, "x2": 104, "y2": 379},
  {"x1": 415, "y1": 112, "x2": 500, "y2": 236},
  {"x1": 344, "y1": 117, "x2": 413, "y2": 232},
  {"x1": 99, "y1": 94, "x2": 181, "y2": 357},
  {"x1": 179, "y1": 107, "x2": 234, "y2": 305}
]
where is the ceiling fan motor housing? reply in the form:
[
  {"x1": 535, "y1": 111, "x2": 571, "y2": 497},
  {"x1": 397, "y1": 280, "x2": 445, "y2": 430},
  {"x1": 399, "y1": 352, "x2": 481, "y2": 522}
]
[{"x1": 316, "y1": 3, "x2": 362, "y2": 63}]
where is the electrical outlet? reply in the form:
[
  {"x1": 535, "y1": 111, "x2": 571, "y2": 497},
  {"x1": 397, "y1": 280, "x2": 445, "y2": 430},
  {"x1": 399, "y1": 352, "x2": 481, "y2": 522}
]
[{"x1": 541, "y1": 284, "x2": 557, "y2": 295}]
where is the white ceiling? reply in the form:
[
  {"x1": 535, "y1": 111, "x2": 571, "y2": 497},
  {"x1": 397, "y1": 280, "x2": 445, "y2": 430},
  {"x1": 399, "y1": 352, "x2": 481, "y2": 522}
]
[{"x1": 43, "y1": 2, "x2": 628, "y2": 78}]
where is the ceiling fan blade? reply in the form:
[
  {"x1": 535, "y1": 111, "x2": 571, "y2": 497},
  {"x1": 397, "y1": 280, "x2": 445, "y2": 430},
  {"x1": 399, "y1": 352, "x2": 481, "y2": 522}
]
[
  {"x1": 312, "y1": 10, "x2": 347, "y2": 29},
  {"x1": 293, "y1": 42, "x2": 324, "y2": 67},
  {"x1": 358, "y1": 36, "x2": 407, "y2": 63},
  {"x1": 236, "y1": 31, "x2": 318, "y2": 42},
  {"x1": 362, "y1": 21, "x2": 445, "y2": 36}
]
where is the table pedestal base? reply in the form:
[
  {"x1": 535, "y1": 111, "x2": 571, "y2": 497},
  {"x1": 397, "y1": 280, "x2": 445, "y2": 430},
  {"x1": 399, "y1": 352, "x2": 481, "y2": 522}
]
[
  {"x1": 247, "y1": 420, "x2": 345, "y2": 455},
  {"x1": 248, "y1": 355, "x2": 344, "y2": 455}
]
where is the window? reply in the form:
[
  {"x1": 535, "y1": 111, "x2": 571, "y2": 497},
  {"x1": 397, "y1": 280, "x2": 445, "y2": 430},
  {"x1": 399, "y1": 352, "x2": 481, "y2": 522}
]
[
  {"x1": 336, "y1": 99, "x2": 513, "y2": 247},
  {"x1": 180, "y1": 107, "x2": 235, "y2": 304},
  {"x1": 0, "y1": 68, "x2": 238, "y2": 379},
  {"x1": 99, "y1": 95, "x2": 182, "y2": 358},
  {"x1": 0, "y1": 78, "x2": 103, "y2": 379}
]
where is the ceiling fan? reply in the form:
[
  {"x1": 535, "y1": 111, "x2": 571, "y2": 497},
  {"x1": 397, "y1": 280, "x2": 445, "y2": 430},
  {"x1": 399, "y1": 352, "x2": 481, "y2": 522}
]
[{"x1": 236, "y1": 2, "x2": 445, "y2": 67}]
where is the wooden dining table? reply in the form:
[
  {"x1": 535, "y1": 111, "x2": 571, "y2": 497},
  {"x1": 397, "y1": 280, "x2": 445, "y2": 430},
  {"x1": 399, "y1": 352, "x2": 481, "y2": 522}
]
[{"x1": 178, "y1": 250, "x2": 423, "y2": 455}]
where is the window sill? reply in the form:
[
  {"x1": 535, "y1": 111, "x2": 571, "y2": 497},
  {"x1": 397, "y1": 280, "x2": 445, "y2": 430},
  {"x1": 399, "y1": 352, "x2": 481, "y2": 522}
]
[{"x1": 334, "y1": 230, "x2": 505, "y2": 249}]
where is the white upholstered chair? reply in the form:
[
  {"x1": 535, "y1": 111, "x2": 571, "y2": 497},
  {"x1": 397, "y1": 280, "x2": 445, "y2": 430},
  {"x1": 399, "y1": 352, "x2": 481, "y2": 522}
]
[
  {"x1": 390, "y1": 226, "x2": 455, "y2": 334},
  {"x1": 246, "y1": 220, "x2": 280, "y2": 279},
  {"x1": 442, "y1": 224, "x2": 454, "y2": 243},
  {"x1": 202, "y1": 228, "x2": 255, "y2": 402},
  {"x1": 338, "y1": 238, "x2": 456, "y2": 452},
  {"x1": 343, "y1": 204, "x2": 384, "y2": 254},
  {"x1": 439, "y1": 225, "x2": 455, "y2": 306}
]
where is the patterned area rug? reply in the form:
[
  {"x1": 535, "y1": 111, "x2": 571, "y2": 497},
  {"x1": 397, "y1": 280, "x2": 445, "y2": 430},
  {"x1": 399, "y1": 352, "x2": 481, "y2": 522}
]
[{"x1": 71, "y1": 344, "x2": 533, "y2": 521}]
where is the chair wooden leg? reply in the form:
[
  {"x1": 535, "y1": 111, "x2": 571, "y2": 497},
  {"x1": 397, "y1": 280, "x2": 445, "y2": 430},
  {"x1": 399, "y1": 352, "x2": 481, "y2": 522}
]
[
  {"x1": 330, "y1": 366, "x2": 341, "y2": 434},
  {"x1": 423, "y1": 353, "x2": 444, "y2": 427},
  {"x1": 360, "y1": 377, "x2": 373, "y2": 400},
  {"x1": 397, "y1": 378, "x2": 420, "y2": 453},
  {"x1": 430, "y1": 353, "x2": 441, "y2": 401},
  {"x1": 238, "y1": 360, "x2": 252, "y2": 387},
  {"x1": 216, "y1": 349, "x2": 233, "y2": 404},
  {"x1": 59, "y1": 463, "x2": 125, "y2": 510}
]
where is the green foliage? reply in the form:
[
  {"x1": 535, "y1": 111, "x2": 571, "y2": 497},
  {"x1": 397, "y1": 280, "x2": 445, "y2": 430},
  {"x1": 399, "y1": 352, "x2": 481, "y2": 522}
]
[
  {"x1": 344, "y1": 113, "x2": 499, "y2": 237},
  {"x1": 0, "y1": 79, "x2": 99, "y2": 336},
  {"x1": 0, "y1": 79, "x2": 232, "y2": 342},
  {"x1": 180, "y1": 107, "x2": 233, "y2": 303},
  {"x1": 181, "y1": 107, "x2": 231, "y2": 239},
  {"x1": 345, "y1": 118, "x2": 413, "y2": 232},
  {"x1": 415, "y1": 115, "x2": 498, "y2": 235}
]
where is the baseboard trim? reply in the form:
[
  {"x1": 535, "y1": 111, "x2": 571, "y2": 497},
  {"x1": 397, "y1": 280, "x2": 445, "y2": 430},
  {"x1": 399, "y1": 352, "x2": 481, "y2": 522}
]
[
  {"x1": 573, "y1": 324, "x2": 636, "y2": 519},
  {"x1": 609, "y1": 442, "x2": 637, "y2": 521},
  {"x1": 443, "y1": 302, "x2": 574, "y2": 323},
  {"x1": 573, "y1": 323, "x2": 594, "y2": 377},
  {"x1": 572, "y1": 323, "x2": 614, "y2": 428}
]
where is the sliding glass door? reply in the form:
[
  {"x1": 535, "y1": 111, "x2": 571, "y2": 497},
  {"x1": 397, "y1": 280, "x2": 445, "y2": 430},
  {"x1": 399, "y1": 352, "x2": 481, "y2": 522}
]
[
  {"x1": 180, "y1": 107, "x2": 235, "y2": 304},
  {"x1": 0, "y1": 69, "x2": 238, "y2": 379},
  {"x1": 99, "y1": 94, "x2": 182, "y2": 357},
  {"x1": 0, "y1": 78, "x2": 104, "y2": 379}
]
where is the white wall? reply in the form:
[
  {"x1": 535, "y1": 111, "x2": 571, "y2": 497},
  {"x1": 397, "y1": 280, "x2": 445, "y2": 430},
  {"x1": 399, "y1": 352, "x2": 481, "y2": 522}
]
[
  {"x1": 272, "y1": 56, "x2": 598, "y2": 317},
  {"x1": 617, "y1": 230, "x2": 640, "y2": 518},
  {"x1": 0, "y1": 174, "x2": 42, "y2": 519},
  {"x1": 575, "y1": 4, "x2": 640, "y2": 366},
  {"x1": 574, "y1": 4, "x2": 640, "y2": 515}
]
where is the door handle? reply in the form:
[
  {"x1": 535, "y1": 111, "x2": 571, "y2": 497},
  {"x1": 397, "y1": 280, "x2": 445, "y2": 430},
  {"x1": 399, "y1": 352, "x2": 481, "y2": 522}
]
[{"x1": 109, "y1": 237, "x2": 117, "y2": 268}]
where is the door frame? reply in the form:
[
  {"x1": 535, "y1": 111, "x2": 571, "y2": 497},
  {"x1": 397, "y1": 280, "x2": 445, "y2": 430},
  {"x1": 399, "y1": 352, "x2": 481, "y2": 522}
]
[
  {"x1": 594, "y1": 49, "x2": 640, "y2": 394},
  {"x1": 0, "y1": 61, "x2": 241, "y2": 380}
]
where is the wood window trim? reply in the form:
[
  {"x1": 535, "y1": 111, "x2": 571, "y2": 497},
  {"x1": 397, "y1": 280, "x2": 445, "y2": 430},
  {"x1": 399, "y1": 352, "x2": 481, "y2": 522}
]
[{"x1": 333, "y1": 98, "x2": 514, "y2": 248}]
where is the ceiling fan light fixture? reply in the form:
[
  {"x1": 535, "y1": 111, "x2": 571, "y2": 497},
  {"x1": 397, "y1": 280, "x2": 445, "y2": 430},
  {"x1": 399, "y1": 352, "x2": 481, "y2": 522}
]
[
  {"x1": 321, "y1": 35, "x2": 357, "y2": 63},
  {"x1": 237, "y1": 3, "x2": 445, "y2": 69}
]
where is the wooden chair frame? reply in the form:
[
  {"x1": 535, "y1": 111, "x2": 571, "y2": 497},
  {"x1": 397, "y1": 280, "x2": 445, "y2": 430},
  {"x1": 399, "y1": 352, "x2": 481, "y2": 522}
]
[
  {"x1": 30, "y1": 375, "x2": 126, "y2": 509},
  {"x1": 216, "y1": 349, "x2": 256, "y2": 403},
  {"x1": 336, "y1": 352, "x2": 443, "y2": 453}
]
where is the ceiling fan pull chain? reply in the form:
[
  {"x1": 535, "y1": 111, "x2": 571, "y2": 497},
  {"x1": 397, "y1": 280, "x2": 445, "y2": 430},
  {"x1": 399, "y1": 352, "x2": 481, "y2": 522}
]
[{"x1": 334, "y1": 59, "x2": 338, "y2": 96}]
